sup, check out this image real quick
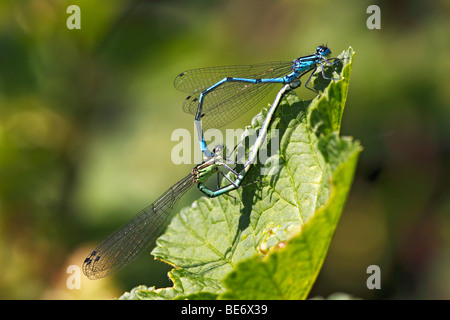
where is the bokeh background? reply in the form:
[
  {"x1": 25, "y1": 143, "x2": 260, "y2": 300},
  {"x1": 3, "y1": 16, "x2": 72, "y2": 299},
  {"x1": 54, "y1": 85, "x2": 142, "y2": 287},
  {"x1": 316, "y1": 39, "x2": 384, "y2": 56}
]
[{"x1": 0, "y1": 0, "x2": 449, "y2": 299}]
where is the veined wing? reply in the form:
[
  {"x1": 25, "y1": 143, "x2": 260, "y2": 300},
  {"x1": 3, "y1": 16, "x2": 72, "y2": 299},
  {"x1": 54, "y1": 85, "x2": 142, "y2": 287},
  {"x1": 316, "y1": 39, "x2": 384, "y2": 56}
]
[
  {"x1": 183, "y1": 81, "x2": 278, "y2": 130},
  {"x1": 174, "y1": 61, "x2": 293, "y2": 93},
  {"x1": 83, "y1": 173, "x2": 195, "y2": 280}
]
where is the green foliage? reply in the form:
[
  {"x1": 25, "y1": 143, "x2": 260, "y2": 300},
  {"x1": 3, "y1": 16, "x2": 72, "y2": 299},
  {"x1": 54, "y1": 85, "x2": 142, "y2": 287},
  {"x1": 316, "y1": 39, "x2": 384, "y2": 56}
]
[{"x1": 120, "y1": 47, "x2": 359, "y2": 300}]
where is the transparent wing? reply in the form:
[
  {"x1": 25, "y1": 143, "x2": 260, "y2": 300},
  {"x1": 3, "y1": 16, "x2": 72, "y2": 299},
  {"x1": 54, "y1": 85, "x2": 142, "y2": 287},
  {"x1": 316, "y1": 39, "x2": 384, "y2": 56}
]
[
  {"x1": 183, "y1": 81, "x2": 277, "y2": 129},
  {"x1": 175, "y1": 61, "x2": 293, "y2": 129},
  {"x1": 83, "y1": 173, "x2": 195, "y2": 280},
  {"x1": 174, "y1": 61, "x2": 293, "y2": 93}
]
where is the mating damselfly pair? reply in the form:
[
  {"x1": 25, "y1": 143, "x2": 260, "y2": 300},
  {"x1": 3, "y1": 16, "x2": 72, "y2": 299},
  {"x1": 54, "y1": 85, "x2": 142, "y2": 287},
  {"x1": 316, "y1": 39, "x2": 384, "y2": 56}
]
[{"x1": 83, "y1": 46, "x2": 342, "y2": 280}]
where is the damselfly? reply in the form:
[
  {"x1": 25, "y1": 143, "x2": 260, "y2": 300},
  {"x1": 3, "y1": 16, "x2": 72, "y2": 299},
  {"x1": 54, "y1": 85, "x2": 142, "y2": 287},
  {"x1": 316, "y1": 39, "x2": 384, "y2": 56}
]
[
  {"x1": 83, "y1": 148, "x2": 240, "y2": 280},
  {"x1": 82, "y1": 82, "x2": 299, "y2": 279},
  {"x1": 174, "y1": 45, "x2": 340, "y2": 157}
]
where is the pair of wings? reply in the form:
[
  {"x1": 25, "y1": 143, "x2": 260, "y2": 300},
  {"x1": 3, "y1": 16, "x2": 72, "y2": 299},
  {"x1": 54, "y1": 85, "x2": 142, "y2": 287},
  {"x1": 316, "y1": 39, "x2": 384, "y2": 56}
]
[
  {"x1": 174, "y1": 61, "x2": 294, "y2": 129},
  {"x1": 83, "y1": 173, "x2": 195, "y2": 280}
]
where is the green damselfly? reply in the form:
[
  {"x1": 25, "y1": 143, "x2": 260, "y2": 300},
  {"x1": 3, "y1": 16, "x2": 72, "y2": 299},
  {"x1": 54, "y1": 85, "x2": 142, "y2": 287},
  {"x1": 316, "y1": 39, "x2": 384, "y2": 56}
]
[{"x1": 83, "y1": 81, "x2": 299, "y2": 279}]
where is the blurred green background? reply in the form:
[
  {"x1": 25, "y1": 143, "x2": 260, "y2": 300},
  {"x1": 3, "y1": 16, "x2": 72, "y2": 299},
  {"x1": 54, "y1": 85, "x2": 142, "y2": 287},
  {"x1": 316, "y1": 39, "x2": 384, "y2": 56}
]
[{"x1": 0, "y1": 0, "x2": 449, "y2": 299}]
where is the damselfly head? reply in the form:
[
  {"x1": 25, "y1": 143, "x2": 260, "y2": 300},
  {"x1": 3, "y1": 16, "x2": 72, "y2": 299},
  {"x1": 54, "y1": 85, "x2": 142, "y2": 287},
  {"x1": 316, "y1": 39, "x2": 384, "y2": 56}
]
[
  {"x1": 212, "y1": 145, "x2": 224, "y2": 155},
  {"x1": 316, "y1": 45, "x2": 331, "y2": 56}
]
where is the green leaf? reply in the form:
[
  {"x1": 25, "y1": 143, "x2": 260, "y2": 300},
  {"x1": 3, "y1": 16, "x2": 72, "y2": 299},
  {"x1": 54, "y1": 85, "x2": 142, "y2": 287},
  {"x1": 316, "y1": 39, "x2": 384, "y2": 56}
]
[
  {"x1": 220, "y1": 133, "x2": 361, "y2": 299},
  {"x1": 120, "y1": 47, "x2": 359, "y2": 300},
  {"x1": 118, "y1": 270, "x2": 220, "y2": 300}
]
